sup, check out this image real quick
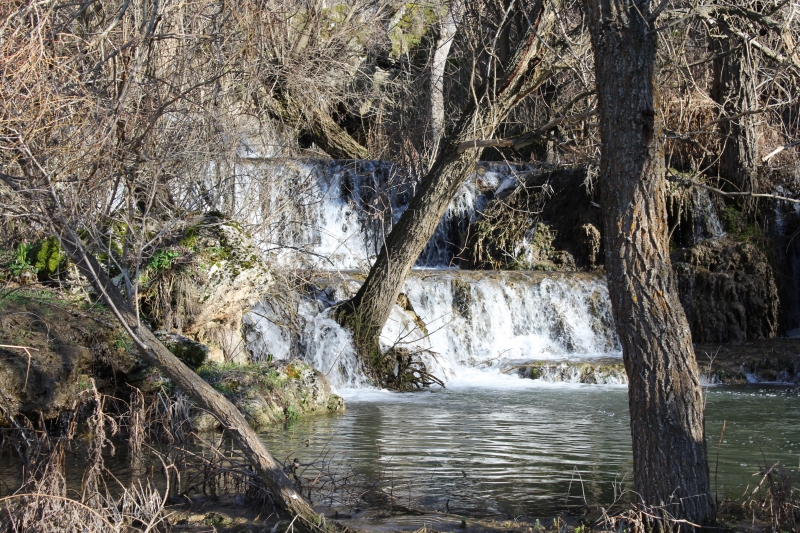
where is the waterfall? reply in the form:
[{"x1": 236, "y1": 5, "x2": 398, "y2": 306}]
[
  {"x1": 234, "y1": 159, "x2": 623, "y2": 388},
  {"x1": 244, "y1": 271, "x2": 620, "y2": 388},
  {"x1": 691, "y1": 188, "x2": 725, "y2": 241},
  {"x1": 230, "y1": 159, "x2": 529, "y2": 269}
]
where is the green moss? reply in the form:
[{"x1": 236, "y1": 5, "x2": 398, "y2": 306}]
[
  {"x1": 27, "y1": 237, "x2": 63, "y2": 279},
  {"x1": 721, "y1": 205, "x2": 762, "y2": 243},
  {"x1": 179, "y1": 226, "x2": 199, "y2": 249},
  {"x1": 388, "y1": 4, "x2": 438, "y2": 57}
]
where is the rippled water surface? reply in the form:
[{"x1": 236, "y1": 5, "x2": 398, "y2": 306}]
[{"x1": 260, "y1": 379, "x2": 800, "y2": 517}]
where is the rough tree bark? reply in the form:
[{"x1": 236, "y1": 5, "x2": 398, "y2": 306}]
[
  {"x1": 583, "y1": 0, "x2": 715, "y2": 528},
  {"x1": 336, "y1": 0, "x2": 559, "y2": 384},
  {"x1": 54, "y1": 228, "x2": 353, "y2": 533},
  {"x1": 711, "y1": 31, "x2": 759, "y2": 194}
]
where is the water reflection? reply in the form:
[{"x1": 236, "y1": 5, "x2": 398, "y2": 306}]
[{"x1": 261, "y1": 383, "x2": 800, "y2": 517}]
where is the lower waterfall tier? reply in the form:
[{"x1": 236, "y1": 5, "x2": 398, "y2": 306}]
[{"x1": 244, "y1": 270, "x2": 621, "y2": 388}]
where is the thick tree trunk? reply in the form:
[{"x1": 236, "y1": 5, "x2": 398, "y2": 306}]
[
  {"x1": 584, "y1": 0, "x2": 715, "y2": 528},
  {"x1": 58, "y1": 233, "x2": 352, "y2": 533},
  {"x1": 712, "y1": 34, "x2": 759, "y2": 194},
  {"x1": 337, "y1": 0, "x2": 558, "y2": 384}
]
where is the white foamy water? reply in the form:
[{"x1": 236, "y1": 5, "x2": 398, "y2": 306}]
[
  {"x1": 226, "y1": 159, "x2": 530, "y2": 269},
  {"x1": 244, "y1": 271, "x2": 620, "y2": 389},
  {"x1": 235, "y1": 159, "x2": 622, "y2": 389}
]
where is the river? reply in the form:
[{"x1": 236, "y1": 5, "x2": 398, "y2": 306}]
[{"x1": 259, "y1": 377, "x2": 800, "y2": 519}]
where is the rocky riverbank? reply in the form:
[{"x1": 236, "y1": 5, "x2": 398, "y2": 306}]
[
  {"x1": 510, "y1": 339, "x2": 800, "y2": 385},
  {"x1": 0, "y1": 285, "x2": 344, "y2": 428}
]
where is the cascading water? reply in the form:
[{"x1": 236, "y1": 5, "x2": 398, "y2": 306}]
[
  {"x1": 237, "y1": 158, "x2": 622, "y2": 388},
  {"x1": 691, "y1": 187, "x2": 725, "y2": 241},
  {"x1": 245, "y1": 271, "x2": 620, "y2": 388},
  {"x1": 232, "y1": 159, "x2": 528, "y2": 269}
]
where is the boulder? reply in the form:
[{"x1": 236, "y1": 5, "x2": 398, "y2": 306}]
[
  {"x1": 142, "y1": 212, "x2": 272, "y2": 363},
  {"x1": 194, "y1": 359, "x2": 345, "y2": 430}
]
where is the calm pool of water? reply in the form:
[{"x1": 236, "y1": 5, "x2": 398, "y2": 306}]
[{"x1": 259, "y1": 379, "x2": 800, "y2": 517}]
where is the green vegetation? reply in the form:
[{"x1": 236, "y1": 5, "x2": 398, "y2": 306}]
[
  {"x1": 198, "y1": 361, "x2": 289, "y2": 394},
  {"x1": 721, "y1": 205, "x2": 763, "y2": 243},
  {"x1": 4, "y1": 243, "x2": 38, "y2": 279},
  {"x1": 388, "y1": 4, "x2": 439, "y2": 57},
  {"x1": 148, "y1": 249, "x2": 180, "y2": 271},
  {"x1": 27, "y1": 237, "x2": 63, "y2": 278}
]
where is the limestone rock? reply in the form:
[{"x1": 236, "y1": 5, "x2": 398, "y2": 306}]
[
  {"x1": 144, "y1": 212, "x2": 272, "y2": 363},
  {"x1": 195, "y1": 359, "x2": 345, "y2": 430},
  {"x1": 673, "y1": 237, "x2": 779, "y2": 343}
]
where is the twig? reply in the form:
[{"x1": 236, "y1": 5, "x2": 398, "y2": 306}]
[
  {"x1": 456, "y1": 109, "x2": 597, "y2": 153},
  {"x1": 762, "y1": 140, "x2": 800, "y2": 162},
  {"x1": 667, "y1": 172, "x2": 800, "y2": 205},
  {"x1": 0, "y1": 493, "x2": 118, "y2": 531},
  {"x1": 0, "y1": 345, "x2": 39, "y2": 392}
]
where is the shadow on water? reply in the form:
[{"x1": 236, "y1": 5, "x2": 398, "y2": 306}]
[{"x1": 260, "y1": 382, "x2": 800, "y2": 519}]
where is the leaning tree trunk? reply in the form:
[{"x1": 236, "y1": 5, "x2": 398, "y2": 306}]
[
  {"x1": 336, "y1": 0, "x2": 558, "y2": 385},
  {"x1": 57, "y1": 231, "x2": 353, "y2": 533},
  {"x1": 712, "y1": 32, "x2": 759, "y2": 196},
  {"x1": 584, "y1": 0, "x2": 715, "y2": 528}
]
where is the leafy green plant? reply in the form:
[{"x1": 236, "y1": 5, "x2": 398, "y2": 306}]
[
  {"x1": 148, "y1": 249, "x2": 180, "y2": 271},
  {"x1": 8, "y1": 243, "x2": 38, "y2": 278}
]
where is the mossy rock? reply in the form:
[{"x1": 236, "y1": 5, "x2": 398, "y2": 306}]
[
  {"x1": 138, "y1": 211, "x2": 273, "y2": 362},
  {"x1": 27, "y1": 237, "x2": 64, "y2": 280},
  {"x1": 195, "y1": 359, "x2": 344, "y2": 429},
  {"x1": 155, "y1": 332, "x2": 209, "y2": 369}
]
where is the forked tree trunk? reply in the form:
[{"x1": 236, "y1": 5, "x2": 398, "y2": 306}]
[
  {"x1": 712, "y1": 33, "x2": 759, "y2": 195},
  {"x1": 336, "y1": 0, "x2": 559, "y2": 381},
  {"x1": 58, "y1": 232, "x2": 353, "y2": 533},
  {"x1": 584, "y1": 0, "x2": 715, "y2": 528}
]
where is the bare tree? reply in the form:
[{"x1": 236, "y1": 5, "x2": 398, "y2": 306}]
[
  {"x1": 429, "y1": 1, "x2": 465, "y2": 153},
  {"x1": 583, "y1": 0, "x2": 715, "y2": 527},
  {"x1": 0, "y1": 1, "x2": 365, "y2": 530},
  {"x1": 336, "y1": 0, "x2": 563, "y2": 384}
]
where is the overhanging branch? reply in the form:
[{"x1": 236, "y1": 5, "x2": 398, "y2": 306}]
[
  {"x1": 667, "y1": 171, "x2": 800, "y2": 205},
  {"x1": 456, "y1": 109, "x2": 597, "y2": 153}
]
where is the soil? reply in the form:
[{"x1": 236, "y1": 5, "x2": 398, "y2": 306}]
[
  {"x1": 0, "y1": 284, "x2": 135, "y2": 420},
  {"x1": 164, "y1": 495, "x2": 785, "y2": 533}
]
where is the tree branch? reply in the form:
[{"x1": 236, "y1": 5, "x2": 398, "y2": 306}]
[
  {"x1": 456, "y1": 109, "x2": 596, "y2": 153},
  {"x1": 667, "y1": 171, "x2": 800, "y2": 205}
]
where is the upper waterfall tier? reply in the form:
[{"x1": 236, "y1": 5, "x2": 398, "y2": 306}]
[
  {"x1": 234, "y1": 159, "x2": 529, "y2": 270},
  {"x1": 244, "y1": 270, "x2": 620, "y2": 388}
]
